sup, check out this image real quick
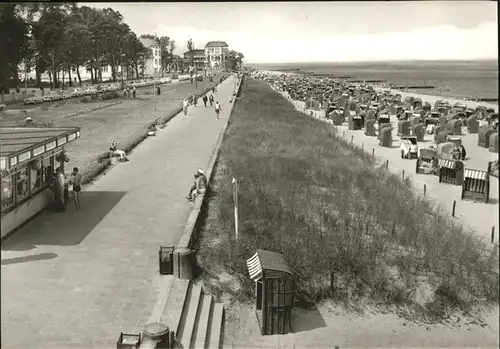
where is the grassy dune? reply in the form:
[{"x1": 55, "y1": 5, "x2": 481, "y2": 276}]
[{"x1": 197, "y1": 78, "x2": 498, "y2": 319}]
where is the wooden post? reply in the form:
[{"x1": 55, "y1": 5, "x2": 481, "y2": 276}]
[
  {"x1": 385, "y1": 160, "x2": 388, "y2": 169},
  {"x1": 372, "y1": 148, "x2": 375, "y2": 160},
  {"x1": 351, "y1": 135, "x2": 354, "y2": 144},
  {"x1": 402, "y1": 169, "x2": 405, "y2": 181},
  {"x1": 424, "y1": 184, "x2": 427, "y2": 197},
  {"x1": 361, "y1": 142, "x2": 364, "y2": 151},
  {"x1": 232, "y1": 178, "x2": 239, "y2": 241},
  {"x1": 491, "y1": 226, "x2": 495, "y2": 244},
  {"x1": 452, "y1": 200, "x2": 456, "y2": 217}
]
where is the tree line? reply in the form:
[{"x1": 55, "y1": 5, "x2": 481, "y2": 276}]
[
  {"x1": 0, "y1": 3, "x2": 245, "y2": 100},
  {"x1": 0, "y1": 3, "x2": 177, "y2": 93}
]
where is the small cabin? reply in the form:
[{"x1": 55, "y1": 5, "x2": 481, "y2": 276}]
[{"x1": 247, "y1": 249, "x2": 295, "y2": 335}]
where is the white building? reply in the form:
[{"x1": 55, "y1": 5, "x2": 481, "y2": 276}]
[
  {"x1": 139, "y1": 37, "x2": 162, "y2": 77},
  {"x1": 204, "y1": 41, "x2": 229, "y2": 69},
  {"x1": 24, "y1": 65, "x2": 124, "y2": 84}
]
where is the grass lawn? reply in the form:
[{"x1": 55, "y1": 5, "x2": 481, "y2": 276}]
[
  {"x1": 0, "y1": 75, "x2": 226, "y2": 180},
  {"x1": 196, "y1": 78, "x2": 498, "y2": 320}
]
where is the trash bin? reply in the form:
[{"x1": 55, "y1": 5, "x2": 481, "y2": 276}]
[
  {"x1": 159, "y1": 246, "x2": 174, "y2": 275},
  {"x1": 156, "y1": 87, "x2": 161, "y2": 95},
  {"x1": 142, "y1": 323, "x2": 170, "y2": 349},
  {"x1": 173, "y1": 247, "x2": 195, "y2": 280}
]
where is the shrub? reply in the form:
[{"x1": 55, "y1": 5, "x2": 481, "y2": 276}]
[
  {"x1": 197, "y1": 78, "x2": 499, "y2": 315},
  {"x1": 81, "y1": 96, "x2": 91, "y2": 103},
  {"x1": 100, "y1": 91, "x2": 121, "y2": 101},
  {"x1": 121, "y1": 131, "x2": 148, "y2": 154},
  {"x1": 81, "y1": 158, "x2": 111, "y2": 185}
]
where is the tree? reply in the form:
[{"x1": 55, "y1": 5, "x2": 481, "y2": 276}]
[
  {"x1": 169, "y1": 40, "x2": 177, "y2": 71},
  {"x1": 62, "y1": 7, "x2": 93, "y2": 87},
  {"x1": 31, "y1": 4, "x2": 73, "y2": 89},
  {"x1": 0, "y1": 4, "x2": 30, "y2": 102},
  {"x1": 225, "y1": 50, "x2": 244, "y2": 71},
  {"x1": 159, "y1": 36, "x2": 171, "y2": 74},
  {"x1": 126, "y1": 33, "x2": 148, "y2": 79},
  {"x1": 186, "y1": 38, "x2": 194, "y2": 75}
]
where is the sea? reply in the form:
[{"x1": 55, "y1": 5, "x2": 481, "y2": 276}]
[{"x1": 251, "y1": 60, "x2": 498, "y2": 103}]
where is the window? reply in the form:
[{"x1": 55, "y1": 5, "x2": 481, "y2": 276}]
[
  {"x1": 15, "y1": 167, "x2": 29, "y2": 203},
  {"x1": 30, "y1": 160, "x2": 43, "y2": 193},
  {"x1": 1, "y1": 175, "x2": 14, "y2": 210},
  {"x1": 43, "y1": 156, "x2": 54, "y2": 187},
  {"x1": 101, "y1": 66, "x2": 108, "y2": 73}
]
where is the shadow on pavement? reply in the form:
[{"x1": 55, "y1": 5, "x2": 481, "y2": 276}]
[
  {"x1": 1, "y1": 191, "x2": 127, "y2": 252},
  {"x1": 1, "y1": 252, "x2": 58, "y2": 265},
  {"x1": 291, "y1": 304, "x2": 327, "y2": 333}
]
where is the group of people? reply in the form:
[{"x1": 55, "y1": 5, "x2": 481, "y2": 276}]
[
  {"x1": 452, "y1": 144, "x2": 467, "y2": 161},
  {"x1": 52, "y1": 167, "x2": 82, "y2": 212},
  {"x1": 182, "y1": 92, "x2": 222, "y2": 119}
]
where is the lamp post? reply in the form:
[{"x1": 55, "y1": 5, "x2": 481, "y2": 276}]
[
  {"x1": 121, "y1": 52, "x2": 126, "y2": 87},
  {"x1": 153, "y1": 66, "x2": 157, "y2": 112}
]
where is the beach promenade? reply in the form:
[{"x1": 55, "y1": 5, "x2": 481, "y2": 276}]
[{"x1": 1, "y1": 75, "x2": 238, "y2": 348}]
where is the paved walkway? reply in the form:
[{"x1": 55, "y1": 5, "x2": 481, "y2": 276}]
[{"x1": 1, "y1": 75, "x2": 239, "y2": 349}]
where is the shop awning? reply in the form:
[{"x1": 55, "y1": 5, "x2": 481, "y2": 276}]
[
  {"x1": 0, "y1": 126, "x2": 80, "y2": 171},
  {"x1": 464, "y1": 169, "x2": 488, "y2": 181}
]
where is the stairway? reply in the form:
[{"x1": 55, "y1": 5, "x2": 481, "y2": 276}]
[{"x1": 159, "y1": 279, "x2": 224, "y2": 349}]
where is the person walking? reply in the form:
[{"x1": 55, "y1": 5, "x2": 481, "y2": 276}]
[
  {"x1": 193, "y1": 95, "x2": 198, "y2": 107},
  {"x1": 209, "y1": 94, "x2": 214, "y2": 107},
  {"x1": 69, "y1": 167, "x2": 82, "y2": 210},
  {"x1": 132, "y1": 86, "x2": 136, "y2": 98},
  {"x1": 215, "y1": 101, "x2": 222, "y2": 120},
  {"x1": 183, "y1": 98, "x2": 189, "y2": 116},
  {"x1": 53, "y1": 167, "x2": 65, "y2": 212},
  {"x1": 202, "y1": 94, "x2": 208, "y2": 107}
]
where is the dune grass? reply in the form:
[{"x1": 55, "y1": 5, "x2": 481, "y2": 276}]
[{"x1": 196, "y1": 78, "x2": 499, "y2": 319}]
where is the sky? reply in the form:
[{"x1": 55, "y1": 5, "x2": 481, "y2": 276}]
[{"x1": 79, "y1": 2, "x2": 498, "y2": 63}]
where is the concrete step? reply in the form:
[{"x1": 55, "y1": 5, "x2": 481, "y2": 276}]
[
  {"x1": 179, "y1": 283, "x2": 203, "y2": 349},
  {"x1": 207, "y1": 302, "x2": 224, "y2": 349},
  {"x1": 159, "y1": 278, "x2": 190, "y2": 336},
  {"x1": 192, "y1": 294, "x2": 213, "y2": 349}
]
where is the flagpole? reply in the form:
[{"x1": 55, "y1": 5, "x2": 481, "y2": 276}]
[{"x1": 232, "y1": 178, "x2": 239, "y2": 242}]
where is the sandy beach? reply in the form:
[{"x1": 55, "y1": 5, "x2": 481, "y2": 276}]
[
  {"x1": 374, "y1": 87, "x2": 499, "y2": 112},
  {"x1": 225, "y1": 80, "x2": 499, "y2": 349},
  {"x1": 276, "y1": 85, "x2": 499, "y2": 243}
]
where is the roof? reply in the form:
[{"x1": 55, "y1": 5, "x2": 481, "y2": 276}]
[
  {"x1": 465, "y1": 169, "x2": 488, "y2": 180},
  {"x1": 246, "y1": 249, "x2": 292, "y2": 281},
  {"x1": 205, "y1": 41, "x2": 229, "y2": 48},
  {"x1": 183, "y1": 49, "x2": 206, "y2": 58},
  {"x1": 0, "y1": 126, "x2": 80, "y2": 158},
  {"x1": 139, "y1": 37, "x2": 160, "y2": 48}
]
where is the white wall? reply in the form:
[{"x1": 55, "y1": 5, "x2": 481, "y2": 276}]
[{"x1": 1, "y1": 188, "x2": 52, "y2": 239}]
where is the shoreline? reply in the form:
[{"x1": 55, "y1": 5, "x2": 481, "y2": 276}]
[
  {"x1": 262, "y1": 70, "x2": 498, "y2": 112},
  {"x1": 373, "y1": 86, "x2": 499, "y2": 112}
]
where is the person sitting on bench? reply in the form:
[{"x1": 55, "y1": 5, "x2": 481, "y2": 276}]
[
  {"x1": 109, "y1": 140, "x2": 128, "y2": 161},
  {"x1": 148, "y1": 124, "x2": 157, "y2": 136},
  {"x1": 186, "y1": 169, "x2": 207, "y2": 201}
]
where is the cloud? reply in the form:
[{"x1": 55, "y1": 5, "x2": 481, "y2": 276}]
[{"x1": 154, "y1": 21, "x2": 498, "y2": 63}]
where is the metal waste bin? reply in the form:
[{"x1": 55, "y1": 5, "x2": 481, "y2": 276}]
[
  {"x1": 159, "y1": 246, "x2": 174, "y2": 275},
  {"x1": 173, "y1": 247, "x2": 195, "y2": 280},
  {"x1": 142, "y1": 323, "x2": 170, "y2": 349}
]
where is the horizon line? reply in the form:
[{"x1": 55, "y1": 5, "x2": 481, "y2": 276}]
[{"x1": 244, "y1": 58, "x2": 498, "y2": 65}]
